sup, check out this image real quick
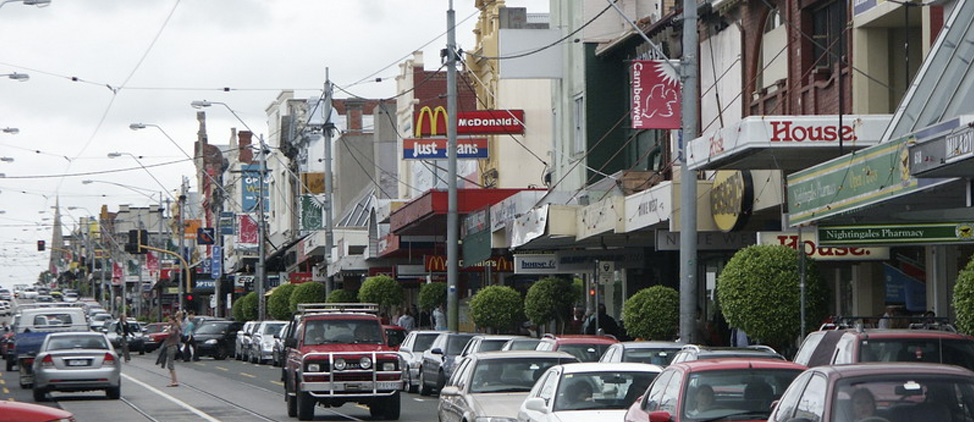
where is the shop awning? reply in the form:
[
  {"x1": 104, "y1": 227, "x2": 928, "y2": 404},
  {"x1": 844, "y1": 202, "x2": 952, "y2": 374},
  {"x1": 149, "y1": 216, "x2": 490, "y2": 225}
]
[{"x1": 389, "y1": 189, "x2": 529, "y2": 236}]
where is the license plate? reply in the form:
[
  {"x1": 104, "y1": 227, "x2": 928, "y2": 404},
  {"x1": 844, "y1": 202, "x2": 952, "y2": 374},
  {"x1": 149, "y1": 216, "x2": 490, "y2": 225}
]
[{"x1": 66, "y1": 359, "x2": 88, "y2": 366}]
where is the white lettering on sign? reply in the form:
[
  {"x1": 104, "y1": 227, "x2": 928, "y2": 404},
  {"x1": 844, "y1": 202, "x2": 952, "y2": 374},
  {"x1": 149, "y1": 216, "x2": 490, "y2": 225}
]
[
  {"x1": 631, "y1": 61, "x2": 644, "y2": 128},
  {"x1": 458, "y1": 117, "x2": 519, "y2": 128},
  {"x1": 637, "y1": 198, "x2": 659, "y2": 216},
  {"x1": 946, "y1": 129, "x2": 974, "y2": 160},
  {"x1": 412, "y1": 141, "x2": 438, "y2": 158},
  {"x1": 769, "y1": 121, "x2": 857, "y2": 142}
]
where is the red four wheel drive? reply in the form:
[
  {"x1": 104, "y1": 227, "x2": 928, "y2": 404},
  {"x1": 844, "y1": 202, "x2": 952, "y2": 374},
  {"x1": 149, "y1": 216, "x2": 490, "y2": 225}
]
[{"x1": 281, "y1": 303, "x2": 402, "y2": 421}]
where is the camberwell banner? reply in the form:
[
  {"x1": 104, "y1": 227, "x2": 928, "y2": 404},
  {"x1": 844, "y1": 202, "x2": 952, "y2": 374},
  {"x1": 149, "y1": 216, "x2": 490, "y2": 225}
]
[{"x1": 631, "y1": 60, "x2": 681, "y2": 129}]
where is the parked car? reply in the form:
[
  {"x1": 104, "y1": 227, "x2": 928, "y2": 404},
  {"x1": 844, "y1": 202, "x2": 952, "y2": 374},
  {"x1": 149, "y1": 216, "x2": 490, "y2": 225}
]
[
  {"x1": 458, "y1": 334, "x2": 525, "y2": 357},
  {"x1": 0, "y1": 289, "x2": 11, "y2": 301},
  {"x1": 270, "y1": 323, "x2": 289, "y2": 367},
  {"x1": 384, "y1": 324, "x2": 407, "y2": 348},
  {"x1": 600, "y1": 341, "x2": 685, "y2": 366},
  {"x1": 32, "y1": 332, "x2": 120, "y2": 402},
  {"x1": 519, "y1": 362, "x2": 664, "y2": 421},
  {"x1": 794, "y1": 326, "x2": 974, "y2": 370},
  {"x1": 398, "y1": 330, "x2": 440, "y2": 393},
  {"x1": 62, "y1": 292, "x2": 79, "y2": 303},
  {"x1": 235, "y1": 321, "x2": 257, "y2": 361},
  {"x1": 142, "y1": 322, "x2": 169, "y2": 353},
  {"x1": 535, "y1": 334, "x2": 619, "y2": 362},
  {"x1": 768, "y1": 362, "x2": 974, "y2": 422},
  {"x1": 418, "y1": 332, "x2": 475, "y2": 395},
  {"x1": 249, "y1": 320, "x2": 286, "y2": 364},
  {"x1": 501, "y1": 337, "x2": 541, "y2": 351},
  {"x1": 103, "y1": 319, "x2": 146, "y2": 355},
  {"x1": 0, "y1": 301, "x2": 11, "y2": 316},
  {"x1": 623, "y1": 359, "x2": 807, "y2": 422},
  {"x1": 667, "y1": 344, "x2": 785, "y2": 364},
  {"x1": 193, "y1": 320, "x2": 244, "y2": 360},
  {"x1": 88, "y1": 313, "x2": 112, "y2": 331},
  {"x1": 437, "y1": 351, "x2": 580, "y2": 422},
  {"x1": 0, "y1": 400, "x2": 75, "y2": 422},
  {"x1": 20, "y1": 287, "x2": 37, "y2": 300},
  {"x1": 34, "y1": 295, "x2": 54, "y2": 303}
]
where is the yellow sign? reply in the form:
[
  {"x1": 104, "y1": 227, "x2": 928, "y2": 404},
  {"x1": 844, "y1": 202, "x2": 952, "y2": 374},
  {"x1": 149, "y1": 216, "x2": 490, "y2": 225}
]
[
  {"x1": 301, "y1": 172, "x2": 325, "y2": 194},
  {"x1": 414, "y1": 106, "x2": 447, "y2": 137},
  {"x1": 711, "y1": 170, "x2": 753, "y2": 232}
]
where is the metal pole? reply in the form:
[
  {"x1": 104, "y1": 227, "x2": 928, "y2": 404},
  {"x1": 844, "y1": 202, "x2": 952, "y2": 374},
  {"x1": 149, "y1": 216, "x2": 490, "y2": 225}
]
[
  {"x1": 214, "y1": 194, "x2": 223, "y2": 318},
  {"x1": 322, "y1": 69, "x2": 335, "y2": 297},
  {"x1": 679, "y1": 0, "x2": 700, "y2": 343},
  {"x1": 158, "y1": 193, "x2": 165, "y2": 320},
  {"x1": 799, "y1": 226, "x2": 807, "y2": 339},
  {"x1": 137, "y1": 214, "x2": 144, "y2": 319},
  {"x1": 257, "y1": 135, "x2": 267, "y2": 321},
  {"x1": 446, "y1": 0, "x2": 459, "y2": 332},
  {"x1": 179, "y1": 181, "x2": 187, "y2": 312}
]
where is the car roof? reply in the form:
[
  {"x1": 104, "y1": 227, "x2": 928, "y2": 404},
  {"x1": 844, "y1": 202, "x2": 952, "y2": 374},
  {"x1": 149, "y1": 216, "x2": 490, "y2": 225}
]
[
  {"x1": 673, "y1": 358, "x2": 807, "y2": 372},
  {"x1": 616, "y1": 341, "x2": 685, "y2": 349},
  {"x1": 472, "y1": 334, "x2": 522, "y2": 340},
  {"x1": 559, "y1": 361, "x2": 664, "y2": 374},
  {"x1": 812, "y1": 362, "x2": 974, "y2": 379},
  {"x1": 544, "y1": 334, "x2": 618, "y2": 344},
  {"x1": 468, "y1": 350, "x2": 579, "y2": 361},
  {"x1": 47, "y1": 331, "x2": 104, "y2": 338},
  {"x1": 845, "y1": 329, "x2": 974, "y2": 340}
]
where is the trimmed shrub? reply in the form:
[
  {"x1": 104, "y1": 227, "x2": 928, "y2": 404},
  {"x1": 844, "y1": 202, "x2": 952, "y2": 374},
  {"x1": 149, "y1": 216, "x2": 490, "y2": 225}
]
[
  {"x1": 289, "y1": 281, "x2": 327, "y2": 314},
  {"x1": 268, "y1": 283, "x2": 297, "y2": 320},
  {"x1": 953, "y1": 256, "x2": 974, "y2": 335},
  {"x1": 717, "y1": 244, "x2": 827, "y2": 348},
  {"x1": 358, "y1": 275, "x2": 403, "y2": 319},
  {"x1": 623, "y1": 286, "x2": 680, "y2": 340},
  {"x1": 239, "y1": 291, "x2": 259, "y2": 321},
  {"x1": 524, "y1": 277, "x2": 575, "y2": 330},
  {"x1": 326, "y1": 289, "x2": 359, "y2": 303},
  {"x1": 469, "y1": 285, "x2": 523, "y2": 333},
  {"x1": 231, "y1": 295, "x2": 244, "y2": 321},
  {"x1": 419, "y1": 282, "x2": 447, "y2": 311}
]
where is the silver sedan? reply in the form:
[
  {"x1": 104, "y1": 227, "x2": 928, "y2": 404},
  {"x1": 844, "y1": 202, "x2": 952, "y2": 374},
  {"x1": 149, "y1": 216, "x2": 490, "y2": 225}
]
[{"x1": 32, "y1": 332, "x2": 121, "y2": 402}]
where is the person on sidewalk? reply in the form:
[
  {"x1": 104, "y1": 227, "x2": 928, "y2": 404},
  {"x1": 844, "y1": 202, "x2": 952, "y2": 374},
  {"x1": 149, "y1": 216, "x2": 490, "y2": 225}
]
[
  {"x1": 163, "y1": 314, "x2": 182, "y2": 387},
  {"x1": 116, "y1": 314, "x2": 133, "y2": 363},
  {"x1": 182, "y1": 310, "x2": 198, "y2": 362}
]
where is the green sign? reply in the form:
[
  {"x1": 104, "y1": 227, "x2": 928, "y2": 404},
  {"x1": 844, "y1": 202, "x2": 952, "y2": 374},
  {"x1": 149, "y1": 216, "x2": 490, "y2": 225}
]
[
  {"x1": 788, "y1": 138, "x2": 916, "y2": 226},
  {"x1": 462, "y1": 230, "x2": 491, "y2": 265},
  {"x1": 819, "y1": 222, "x2": 974, "y2": 245},
  {"x1": 300, "y1": 195, "x2": 322, "y2": 231}
]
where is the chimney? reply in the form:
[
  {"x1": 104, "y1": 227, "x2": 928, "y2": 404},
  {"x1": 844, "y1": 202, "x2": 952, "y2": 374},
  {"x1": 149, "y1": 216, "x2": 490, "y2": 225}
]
[
  {"x1": 239, "y1": 130, "x2": 253, "y2": 163},
  {"x1": 346, "y1": 99, "x2": 364, "y2": 133}
]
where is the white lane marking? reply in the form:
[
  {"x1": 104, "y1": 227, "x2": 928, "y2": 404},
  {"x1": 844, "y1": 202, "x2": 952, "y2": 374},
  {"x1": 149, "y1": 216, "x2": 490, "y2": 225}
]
[{"x1": 121, "y1": 373, "x2": 221, "y2": 422}]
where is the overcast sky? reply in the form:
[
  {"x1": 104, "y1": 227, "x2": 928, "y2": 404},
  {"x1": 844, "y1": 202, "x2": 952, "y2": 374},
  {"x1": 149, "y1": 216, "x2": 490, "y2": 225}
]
[{"x1": 0, "y1": 0, "x2": 549, "y2": 287}]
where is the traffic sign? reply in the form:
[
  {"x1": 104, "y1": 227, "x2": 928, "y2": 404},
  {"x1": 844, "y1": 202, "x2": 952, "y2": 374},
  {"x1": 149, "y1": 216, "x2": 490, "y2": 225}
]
[
  {"x1": 598, "y1": 261, "x2": 615, "y2": 285},
  {"x1": 197, "y1": 227, "x2": 215, "y2": 245}
]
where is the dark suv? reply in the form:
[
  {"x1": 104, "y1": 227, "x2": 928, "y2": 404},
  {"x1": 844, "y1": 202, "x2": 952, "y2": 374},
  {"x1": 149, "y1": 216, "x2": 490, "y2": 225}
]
[{"x1": 192, "y1": 320, "x2": 243, "y2": 360}]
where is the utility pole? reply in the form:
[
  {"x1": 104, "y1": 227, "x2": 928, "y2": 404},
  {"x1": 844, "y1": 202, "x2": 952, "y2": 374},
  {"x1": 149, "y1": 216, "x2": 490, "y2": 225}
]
[
  {"x1": 679, "y1": 0, "x2": 701, "y2": 342},
  {"x1": 321, "y1": 69, "x2": 335, "y2": 297},
  {"x1": 257, "y1": 135, "x2": 268, "y2": 321},
  {"x1": 157, "y1": 193, "x2": 165, "y2": 319},
  {"x1": 178, "y1": 178, "x2": 188, "y2": 312},
  {"x1": 446, "y1": 0, "x2": 459, "y2": 332}
]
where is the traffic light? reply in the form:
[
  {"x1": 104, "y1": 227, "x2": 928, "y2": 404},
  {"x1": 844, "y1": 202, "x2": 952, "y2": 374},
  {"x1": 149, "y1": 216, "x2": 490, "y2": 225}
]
[
  {"x1": 186, "y1": 294, "x2": 194, "y2": 302},
  {"x1": 36, "y1": 240, "x2": 45, "y2": 251},
  {"x1": 125, "y1": 229, "x2": 149, "y2": 254},
  {"x1": 589, "y1": 288, "x2": 596, "y2": 297}
]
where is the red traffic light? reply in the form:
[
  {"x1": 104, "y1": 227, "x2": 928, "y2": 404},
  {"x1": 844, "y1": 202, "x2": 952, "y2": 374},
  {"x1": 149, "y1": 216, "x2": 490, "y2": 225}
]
[
  {"x1": 186, "y1": 294, "x2": 193, "y2": 301},
  {"x1": 588, "y1": 288, "x2": 596, "y2": 296},
  {"x1": 37, "y1": 240, "x2": 46, "y2": 251}
]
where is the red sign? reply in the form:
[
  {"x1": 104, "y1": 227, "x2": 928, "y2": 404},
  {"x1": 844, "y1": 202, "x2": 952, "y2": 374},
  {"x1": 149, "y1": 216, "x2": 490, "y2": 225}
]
[
  {"x1": 424, "y1": 255, "x2": 514, "y2": 273},
  {"x1": 414, "y1": 106, "x2": 525, "y2": 137},
  {"x1": 238, "y1": 215, "x2": 258, "y2": 245},
  {"x1": 289, "y1": 272, "x2": 312, "y2": 284},
  {"x1": 769, "y1": 121, "x2": 858, "y2": 142},
  {"x1": 630, "y1": 60, "x2": 681, "y2": 129}
]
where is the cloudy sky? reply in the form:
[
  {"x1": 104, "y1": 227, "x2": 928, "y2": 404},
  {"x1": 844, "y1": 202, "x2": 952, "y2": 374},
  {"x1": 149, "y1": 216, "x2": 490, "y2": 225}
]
[{"x1": 0, "y1": 0, "x2": 548, "y2": 287}]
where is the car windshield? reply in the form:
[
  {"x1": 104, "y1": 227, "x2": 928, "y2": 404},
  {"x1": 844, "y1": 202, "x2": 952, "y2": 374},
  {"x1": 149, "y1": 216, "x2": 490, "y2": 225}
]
[
  {"x1": 145, "y1": 324, "x2": 167, "y2": 334},
  {"x1": 507, "y1": 339, "x2": 541, "y2": 350},
  {"x1": 446, "y1": 334, "x2": 474, "y2": 354},
  {"x1": 414, "y1": 333, "x2": 439, "y2": 351},
  {"x1": 46, "y1": 335, "x2": 109, "y2": 351},
  {"x1": 479, "y1": 339, "x2": 508, "y2": 352},
  {"x1": 195, "y1": 323, "x2": 230, "y2": 335},
  {"x1": 623, "y1": 348, "x2": 680, "y2": 366},
  {"x1": 558, "y1": 343, "x2": 612, "y2": 362},
  {"x1": 859, "y1": 338, "x2": 974, "y2": 370},
  {"x1": 681, "y1": 368, "x2": 803, "y2": 420},
  {"x1": 304, "y1": 319, "x2": 383, "y2": 345},
  {"x1": 830, "y1": 375, "x2": 974, "y2": 422},
  {"x1": 554, "y1": 371, "x2": 659, "y2": 411},
  {"x1": 469, "y1": 357, "x2": 571, "y2": 393},
  {"x1": 262, "y1": 323, "x2": 285, "y2": 334}
]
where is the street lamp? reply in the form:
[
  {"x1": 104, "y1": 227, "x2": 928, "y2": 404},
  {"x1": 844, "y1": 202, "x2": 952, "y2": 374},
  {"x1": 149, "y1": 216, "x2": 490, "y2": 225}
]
[
  {"x1": 0, "y1": 73, "x2": 28, "y2": 82},
  {"x1": 106, "y1": 152, "x2": 175, "y2": 201},
  {"x1": 82, "y1": 179, "x2": 160, "y2": 202},
  {"x1": 0, "y1": 157, "x2": 13, "y2": 162},
  {"x1": 0, "y1": 0, "x2": 51, "y2": 8},
  {"x1": 2, "y1": 127, "x2": 18, "y2": 134}
]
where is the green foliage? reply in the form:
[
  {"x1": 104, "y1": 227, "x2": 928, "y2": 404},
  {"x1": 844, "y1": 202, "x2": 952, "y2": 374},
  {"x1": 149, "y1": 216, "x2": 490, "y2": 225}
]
[
  {"x1": 419, "y1": 282, "x2": 447, "y2": 311},
  {"x1": 572, "y1": 278, "x2": 585, "y2": 306},
  {"x1": 469, "y1": 285, "x2": 523, "y2": 333},
  {"x1": 953, "y1": 256, "x2": 974, "y2": 335},
  {"x1": 623, "y1": 286, "x2": 680, "y2": 340},
  {"x1": 268, "y1": 283, "x2": 297, "y2": 320},
  {"x1": 358, "y1": 275, "x2": 403, "y2": 318},
  {"x1": 326, "y1": 289, "x2": 359, "y2": 303},
  {"x1": 231, "y1": 295, "x2": 244, "y2": 321},
  {"x1": 524, "y1": 277, "x2": 575, "y2": 327},
  {"x1": 239, "y1": 292, "x2": 259, "y2": 321},
  {"x1": 289, "y1": 281, "x2": 327, "y2": 314},
  {"x1": 717, "y1": 245, "x2": 827, "y2": 347}
]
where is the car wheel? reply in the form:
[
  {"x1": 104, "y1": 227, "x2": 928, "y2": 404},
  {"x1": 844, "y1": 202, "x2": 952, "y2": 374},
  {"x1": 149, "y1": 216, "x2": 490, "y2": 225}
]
[
  {"x1": 32, "y1": 387, "x2": 46, "y2": 402},
  {"x1": 214, "y1": 346, "x2": 227, "y2": 360},
  {"x1": 377, "y1": 391, "x2": 400, "y2": 420},
  {"x1": 106, "y1": 386, "x2": 121, "y2": 400},
  {"x1": 296, "y1": 390, "x2": 315, "y2": 421},
  {"x1": 418, "y1": 368, "x2": 431, "y2": 396},
  {"x1": 138, "y1": 346, "x2": 145, "y2": 356},
  {"x1": 285, "y1": 376, "x2": 297, "y2": 417},
  {"x1": 5, "y1": 358, "x2": 13, "y2": 372},
  {"x1": 437, "y1": 369, "x2": 446, "y2": 391}
]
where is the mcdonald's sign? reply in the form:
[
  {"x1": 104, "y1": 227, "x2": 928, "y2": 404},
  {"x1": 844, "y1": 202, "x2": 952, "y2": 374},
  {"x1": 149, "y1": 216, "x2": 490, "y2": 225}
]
[
  {"x1": 414, "y1": 106, "x2": 525, "y2": 137},
  {"x1": 423, "y1": 255, "x2": 514, "y2": 273}
]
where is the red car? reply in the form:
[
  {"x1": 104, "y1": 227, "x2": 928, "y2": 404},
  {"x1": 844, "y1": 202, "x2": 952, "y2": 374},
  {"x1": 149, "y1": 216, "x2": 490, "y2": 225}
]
[
  {"x1": 0, "y1": 400, "x2": 75, "y2": 422},
  {"x1": 142, "y1": 322, "x2": 170, "y2": 353},
  {"x1": 535, "y1": 334, "x2": 619, "y2": 362},
  {"x1": 624, "y1": 358, "x2": 806, "y2": 422}
]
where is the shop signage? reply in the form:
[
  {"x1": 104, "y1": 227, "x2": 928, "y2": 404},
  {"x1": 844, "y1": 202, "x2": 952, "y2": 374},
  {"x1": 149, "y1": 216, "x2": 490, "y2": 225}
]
[
  {"x1": 711, "y1": 170, "x2": 753, "y2": 232},
  {"x1": 624, "y1": 181, "x2": 671, "y2": 232},
  {"x1": 909, "y1": 117, "x2": 974, "y2": 177},
  {"x1": 511, "y1": 205, "x2": 549, "y2": 248},
  {"x1": 556, "y1": 248, "x2": 645, "y2": 272},
  {"x1": 219, "y1": 212, "x2": 235, "y2": 235},
  {"x1": 194, "y1": 279, "x2": 215, "y2": 293},
  {"x1": 514, "y1": 254, "x2": 559, "y2": 274},
  {"x1": 402, "y1": 138, "x2": 488, "y2": 160},
  {"x1": 630, "y1": 60, "x2": 681, "y2": 129},
  {"x1": 300, "y1": 172, "x2": 325, "y2": 194},
  {"x1": 424, "y1": 255, "x2": 513, "y2": 273},
  {"x1": 758, "y1": 231, "x2": 889, "y2": 260},
  {"x1": 657, "y1": 231, "x2": 756, "y2": 251},
  {"x1": 368, "y1": 267, "x2": 394, "y2": 277},
  {"x1": 576, "y1": 196, "x2": 624, "y2": 240},
  {"x1": 377, "y1": 233, "x2": 399, "y2": 257},
  {"x1": 818, "y1": 223, "x2": 974, "y2": 246},
  {"x1": 413, "y1": 106, "x2": 525, "y2": 137},
  {"x1": 241, "y1": 164, "x2": 270, "y2": 213},
  {"x1": 289, "y1": 272, "x2": 312, "y2": 284}
]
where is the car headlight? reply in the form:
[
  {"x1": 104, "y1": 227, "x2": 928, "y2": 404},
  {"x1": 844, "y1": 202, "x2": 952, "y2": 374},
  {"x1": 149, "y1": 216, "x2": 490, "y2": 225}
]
[
  {"x1": 359, "y1": 356, "x2": 372, "y2": 369},
  {"x1": 307, "y1": 363, "x2": 321, "y2": 372},
  {"x1": 382, "y1": 362, "x2": 396, "y2": 371},
  {"x1": 334, "y1": 358, "x2": 347, "y2": 371},
  {"x1": 205, "y1": 339, "x2": 217, "y2": 345}
]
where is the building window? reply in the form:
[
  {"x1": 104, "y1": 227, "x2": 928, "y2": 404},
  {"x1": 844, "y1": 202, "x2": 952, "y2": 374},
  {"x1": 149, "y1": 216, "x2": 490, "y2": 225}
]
[{"x1": 810, "y1": 0, "x2": 843, "y2": 71}]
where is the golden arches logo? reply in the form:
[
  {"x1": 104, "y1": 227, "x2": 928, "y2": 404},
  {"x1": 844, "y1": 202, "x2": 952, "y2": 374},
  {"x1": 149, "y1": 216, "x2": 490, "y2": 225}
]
[
  {"x1": 426, "y1": 255, "x2": 448, "y2": 272},
  {"x1": 415, "y1": 106, "x2": 447, "y2": 138}
]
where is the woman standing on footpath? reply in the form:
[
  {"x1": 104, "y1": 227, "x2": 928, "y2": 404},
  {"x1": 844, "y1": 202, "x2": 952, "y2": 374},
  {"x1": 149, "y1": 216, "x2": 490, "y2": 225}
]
[{"x1": 163, "y1": 313, "x2": 182, "y2": 387}]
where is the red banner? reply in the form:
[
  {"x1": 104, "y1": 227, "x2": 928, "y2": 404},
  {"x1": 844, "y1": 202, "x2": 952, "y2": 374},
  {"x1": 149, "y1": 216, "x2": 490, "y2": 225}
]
[
  {"x1": 289, "y1": 272, "x2": 312, "y2": 284},
  {"x1": 238, "y1": 215, "x2": 258, "y2": 245},
  {"x1": 414, "y1": 106, "x2": 525, "y2": 137},
  {"x1": 631, "y1": 60, "x2": 681, "y2": 129}
]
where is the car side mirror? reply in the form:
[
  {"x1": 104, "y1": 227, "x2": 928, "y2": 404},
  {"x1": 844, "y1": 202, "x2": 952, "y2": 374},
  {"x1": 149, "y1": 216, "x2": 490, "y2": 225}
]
[
  {"x1": 648, "y1": 411, "x2": 673, "y2": 422},
  {"x1": 524, "y1": 397, "x2": 548, "y2": 413},
  {"x1": 431, "y1": 348, "x2": 444, "y2": 355},
  {"x1": 284, "y1": 337, "x2": 297, "y2": 348},
  {"x1": 439, "y1": 386, "x2": 460, "y2": 397}
]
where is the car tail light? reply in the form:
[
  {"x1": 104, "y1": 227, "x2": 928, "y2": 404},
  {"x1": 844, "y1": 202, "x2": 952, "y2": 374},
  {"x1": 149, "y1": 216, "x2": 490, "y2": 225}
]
[
  {"x1": 102, "y1": 353, "x2": 115, "y2": 366},
  {"x1": 40, "y1": 354, "x2": 54, "y2": 368}
]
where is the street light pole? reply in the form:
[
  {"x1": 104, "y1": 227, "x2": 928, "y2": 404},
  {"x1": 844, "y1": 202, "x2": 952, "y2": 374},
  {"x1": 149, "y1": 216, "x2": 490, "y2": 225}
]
[
  {"x1": 446, "y1": 1, "x2": 459, "y2": 332},
  {"x1": 256, "y1": 136, "x2": 268, "y2": 321}
]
